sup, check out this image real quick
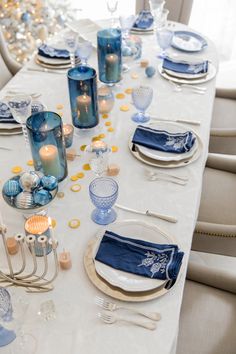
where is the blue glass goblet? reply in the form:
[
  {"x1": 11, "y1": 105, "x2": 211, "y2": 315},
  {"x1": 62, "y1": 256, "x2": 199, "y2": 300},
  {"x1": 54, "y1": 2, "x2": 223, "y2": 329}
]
[
  {"x1": 156, "y1": 28, "x2": 173, "y2": 58},
  {"x1": 89, "y1": 177, "x2": 118, "y2": 225},
  {"x1": 0, "y1": 287, "x2": 16, "y2": 347},
  {"x1": 131, "y1": 86, "x2": 153, "y2": 123}
]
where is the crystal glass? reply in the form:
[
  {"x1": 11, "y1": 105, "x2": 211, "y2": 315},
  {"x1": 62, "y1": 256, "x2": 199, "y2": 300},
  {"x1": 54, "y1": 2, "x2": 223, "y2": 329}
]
[
  {"x1": 149, "y1": 0, "x2": 165, "y2": 31},
  {"x1": 89, "y1": 177, "x2": 118, "y2": 225},
  {"x1": 156, "y1": 28, "x2": 173, "y2": 58},
  {"x1": 85, "y1": 142, "x2": 111, "y2": 177},
  {"x1": 77, "y1": 40, "x2": 93, "y2": 66},
  {"x1": 0, "y1": 287, "x2": 16, "y2": 347},
  {"x1": 26, "y1": 111, "x2": 68, "y2": 182},
  {"x1": 119, "y1": 15, "x2": 136, "y2": 39},
  {"x1": 106, "y1": 0, "x2": 118, "y2": 27},
  {"x1": 63, "y1": 29, "x2": 78, "y2": 68},
  {"x1": 6, "y1": 95, "x2": 32, "y2": 149},
  {"x1": 97, "y1": 28, "x2": 122, "y2": 85},
  {"x1": 156, "y1": 8, "x2": 169, "y2": 29},
  {"x1": 131, "y1": 86, "x2": 153, "y2": 123},
  {"x1": 97, "y1": 85, "x2": 115, "y2": 114}
]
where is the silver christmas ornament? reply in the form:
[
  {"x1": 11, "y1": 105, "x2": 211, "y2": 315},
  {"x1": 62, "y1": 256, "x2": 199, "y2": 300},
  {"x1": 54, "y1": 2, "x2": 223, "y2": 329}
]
[
  {"x1": 15, "y1": 191, "x2": 35, "y2": 209},
  {"x1": 19, "y1": 172, "x2": 40, "y2": 192}
]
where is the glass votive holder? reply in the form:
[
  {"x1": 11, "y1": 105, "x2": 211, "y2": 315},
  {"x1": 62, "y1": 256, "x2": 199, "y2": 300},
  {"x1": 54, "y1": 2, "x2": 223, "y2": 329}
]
[
  {"x1": 26, "y1": 112, "x2": 68, "y2": 183},
  {"x1": 85, "y1": 141, "x2": 111, "y2": 176},
  {"x1": 97, "y1": 86, "x2": 115, "y2": 114},
  {"x1": 24, "y1": 215, "x2": 52, "y2": 256},
  {"x1": 63, "y1": 124, "x2": 74, "y2": 148},
  {"x1": 67, "y1": 65, "x2": 99, "y2": 130},
  {"x1": 97, "y1": 28, "x2": 122, "y2": 84}
]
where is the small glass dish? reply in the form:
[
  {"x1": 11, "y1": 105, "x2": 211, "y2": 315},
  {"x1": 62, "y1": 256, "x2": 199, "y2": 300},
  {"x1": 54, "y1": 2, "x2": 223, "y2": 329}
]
[{"x1": 2, "y1": 173, "x2": 58, "y2": 219}]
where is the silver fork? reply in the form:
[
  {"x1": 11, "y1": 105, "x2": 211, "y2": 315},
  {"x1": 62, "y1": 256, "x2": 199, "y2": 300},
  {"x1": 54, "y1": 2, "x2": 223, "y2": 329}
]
[
  {"x1": 170, "y1": 81, "x2": 206, "y2": 94},
  {"x1": 95, "y1": 296, "x2": 161, "y2": 321},
  {"x1": 98, "y1": 311, "x2": 157, "y2": 330},
  {"x1": 145, "y1": 169, "x2": 189, "y2": 182}
]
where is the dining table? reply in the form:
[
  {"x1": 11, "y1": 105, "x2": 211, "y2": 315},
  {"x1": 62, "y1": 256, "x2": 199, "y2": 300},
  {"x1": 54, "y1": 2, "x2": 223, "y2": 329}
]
[{"x1": 0, "y1": 18, "x2": 217, "y2": 354}]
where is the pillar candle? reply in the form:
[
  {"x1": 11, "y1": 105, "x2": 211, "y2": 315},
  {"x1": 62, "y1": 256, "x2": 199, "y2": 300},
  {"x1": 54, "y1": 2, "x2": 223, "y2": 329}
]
[
  {"x1": 76, "y1": 94, "x2": 92, "y2": 124},
  {"x1": 6, "y1": 237, "x2": 19, "y2": 255},
  {"x1": 105, "y1": 54, "x2": 119, "y2": 82},
  {"x1": 59, "y1": 251, "x2": 72, "y2": 270},
  {"x1": 39, "y1": 145, "x2": 61, "y2": 179}
]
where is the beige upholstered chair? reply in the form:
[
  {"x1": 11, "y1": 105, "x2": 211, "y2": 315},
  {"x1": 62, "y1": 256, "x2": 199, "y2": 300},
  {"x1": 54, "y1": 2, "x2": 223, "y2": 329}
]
[
  {"x1": 0, "y1": 26, "x2": 21, "y2": 89},
  {"x1": 191, "y1": 153, "x2": 236, "y2": 257},
  {"x1": 136, "y1": 0, "x2": 193, "y2": 25}
]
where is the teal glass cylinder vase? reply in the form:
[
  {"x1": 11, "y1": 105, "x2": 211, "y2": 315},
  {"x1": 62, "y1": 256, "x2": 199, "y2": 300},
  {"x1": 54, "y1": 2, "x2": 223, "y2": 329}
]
[
  {"x1": 67, "y1": 65, "x2": 99, "y2": 129},
  {"x1": 26, "y1": 111, "x2": 68, "y2": 182},
  {"x1": 97, "y1": 28, "x2": 122, "y2": 84}
]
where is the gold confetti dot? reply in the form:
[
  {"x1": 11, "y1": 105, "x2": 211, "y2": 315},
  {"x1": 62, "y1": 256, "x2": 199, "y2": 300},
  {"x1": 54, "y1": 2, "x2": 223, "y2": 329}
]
[
  {"x1": 11, "y1": 166, "x2": 22, "y2": 174},
  {"x1": 70, "y1": 175, "x2": 79, "y2": 181},
  {"x1": 70, "y1": 184, "x2": 82, "y2": 192},
  {"x1": 76, "y1": 172, "x2": 85, "y2": 178},
  {"x1": 51, "y1": 219, "x2": 57, "y2": 228},
  {"x1": 80, "y1": 145, "x2": 87, "y2": 151},
  {"x1": 27, "y1": 160, "x2": 34, "y2": 166},
  {"x1": 120, "y1": 104, "x2": 130, "y2": 112},
  {"x1": 107, "y1": 127, "x2": 114, "y2": 132},
  {"x1": 68, "y1": 219, "x2": 80, "y2": 228},
  {"x1": 98, "y1": 133, "x2": 106, "y2": 139},
  {"x1": 83, "y1": 163, "x2": 91, "y2": 171},
  {"x1": 105, "y1": 121, "x2": 111, "y2": 126},
  {"x1": 57, "y1": 192, "x2": 65, "y2": 199},
  {"x1": 116, "y1": 93, "x2": 125, "y2": 99},
  {"x1": 111, "y1": 145, "x2": 118, "y2": 152},
  {"x1": 102, "y1": 114, "x2": 109, "y2": 119},
  {"x1": 56, "y1": 104, "x2": 64, "y2": 110},
  {"x1": 91, "y1": 136, "x2": 100, "y2": 142},
  {"x1": 125, "y1": 88, "x2": 133, "y2": 94},
  {"x1": 131, "y1": 73, "x2": 139, "y2": 79}
]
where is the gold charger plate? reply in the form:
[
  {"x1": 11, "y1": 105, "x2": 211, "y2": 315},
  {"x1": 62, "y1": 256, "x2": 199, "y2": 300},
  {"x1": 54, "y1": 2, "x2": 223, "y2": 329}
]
[
  {"x1": 84, "y1": 239, "x2": 174, "y2": 302},
  {"x1": 35, "y1": 57, "x2": 72, "y2": 69}
]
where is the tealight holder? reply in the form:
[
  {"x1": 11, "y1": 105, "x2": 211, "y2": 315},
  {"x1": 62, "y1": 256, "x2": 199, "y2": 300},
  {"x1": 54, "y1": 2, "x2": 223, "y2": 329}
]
[
  {"x1": 97, "y1": 28, "x2": 122, "y2": 85},
  {"x1": 97, "y1": 86, "x2": 115, "y2": 114},
  {"x1": 26, "y1": 111, "x2": 68, "y2": 182},
  {"x1": 67, "y1": 65, "x2": 99, "y2": 131},
  {"x1": 85, "y1": 141, "x2": 111, "y2": 176},
  {"x1": 24, "y1": 215, "x2": 52, "y2": 256},
  {"x1": 63, "y1": 124, "x2": 74, "y2": 148}
]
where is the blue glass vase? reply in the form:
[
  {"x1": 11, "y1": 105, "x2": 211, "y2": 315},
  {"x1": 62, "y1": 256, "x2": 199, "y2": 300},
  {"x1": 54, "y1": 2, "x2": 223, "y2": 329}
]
[
  {"x1": 26, "y1": 112, "x2": 68, "y2": 182},
  {"x1": 67, "y1": 65, "x2": 99, "y2": 129},
  {"x1": 97, "y1": 28, "x2": 122, "y2": 84}
]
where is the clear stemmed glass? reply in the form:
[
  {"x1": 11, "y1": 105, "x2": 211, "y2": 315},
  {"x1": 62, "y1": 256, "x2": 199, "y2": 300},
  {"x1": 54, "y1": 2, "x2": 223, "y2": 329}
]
[
  {"x1": 85, "y1": 143, "x2": 111, "y2": 177},
  {"x1": 0, "y1": 287, "x2": 16, "y2": 347},
  {"x1": 77, "y1": 40, "x2": 93, "y2": 66},
  {"x1": 131, "y1": 86, "x2": 153, "y2": 123},
  {"x1": 156, "y1": 28, "x2": 173, "y2": 58},
  {"x1": 6, "y1": 95, "x2": 32, "y2": 149},
  {"x1": 89, "y1": 177, "x2": 118, "y2": 225},
  {"x1": 106, "y1": 0, "x2": 118, "y2": 27},
  {"x1": 63, "y1": 30, "x2": 78, "y2": 68}
]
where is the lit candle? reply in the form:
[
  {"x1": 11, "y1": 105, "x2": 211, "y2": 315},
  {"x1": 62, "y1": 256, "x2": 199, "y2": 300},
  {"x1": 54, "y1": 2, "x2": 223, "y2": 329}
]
[
  {"x1": 63, "y1": 124, "x2": 74, "y2": 148},
  {"x1": 6, "y1": 237, "x2": 19, "y2": 255},
  {"x1": 91, "y1": 140, "x2": 107, "y2": 153},
  {"x1": 48, "y1": 216, "x2": 55, "y2": 241},
  {"x1": 25, "y1": 215, "x2": 51, "y2": 257},
  {"x1": 105, "y1": 53, "x2": 119, "y2": 82},
  {"x1": 97, "y1": 86, "x2": 114, "y2": 114},
  {"x1": 76, "y1": 94, "x2": 92, "y2": 124},
  {"x1": 59, "y1": 249, "x2": 72, "y2": 270},
  {"x1": 39, "y1": 145, "x2": 61, "y2": 179}
]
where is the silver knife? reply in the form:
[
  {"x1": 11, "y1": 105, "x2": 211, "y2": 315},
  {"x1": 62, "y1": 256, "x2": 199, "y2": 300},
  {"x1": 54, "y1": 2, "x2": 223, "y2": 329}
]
[
  {"x1": 115, "y1": 204, "x2": 177, "y2": 223},
  {"x1": 150, "y1": 116, "x2": 201, "y2": 126},
  {"x1": 26, "y1": 68, "x2": 67, "y2": 75}
]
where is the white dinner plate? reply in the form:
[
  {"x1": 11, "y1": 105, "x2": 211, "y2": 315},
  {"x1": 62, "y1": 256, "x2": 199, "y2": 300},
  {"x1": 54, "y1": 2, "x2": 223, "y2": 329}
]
[
  {"x1": 36, "y1": 54, "x2": 71, "y2": 66},
  {"x1": 93, "y1": 220, "x2": 175, "y2": 292},
  {"x1": 158, "y1": 62, "x2": 217, "y2": 84},
  {"x1": 171, "y1": 30, "x2": 208, "y2": 52},
  {"x1": 163, "y1": 67, "x2": 208, "y2": 80},
  {"x1": 135, "y1": 122, "x2": 198, "y2": 162},
  {"x1": 35, "y1": 57, "x2": 71, "y2": 69}
]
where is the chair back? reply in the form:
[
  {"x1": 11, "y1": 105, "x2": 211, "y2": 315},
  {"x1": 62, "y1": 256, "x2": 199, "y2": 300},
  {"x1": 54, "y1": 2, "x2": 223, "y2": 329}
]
[
  {"x1": 0, "y1": 26, "x2": 21, "y2": 76},
  {"x1": 0, "y1": 52, "x2": 12, "y2": 90}
]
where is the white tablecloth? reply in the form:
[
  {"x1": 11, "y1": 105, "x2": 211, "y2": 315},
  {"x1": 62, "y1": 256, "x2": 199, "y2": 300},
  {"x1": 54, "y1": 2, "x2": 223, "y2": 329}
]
[{"x1": 0, "y1": 21, "x2": 217, "y2": 354}]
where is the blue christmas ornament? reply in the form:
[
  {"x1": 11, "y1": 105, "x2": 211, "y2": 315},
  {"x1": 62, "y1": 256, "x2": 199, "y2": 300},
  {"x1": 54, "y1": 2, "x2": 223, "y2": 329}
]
[
  {"x1": 3, "y1": 180, "x2": 22, "y2": 197},
  {"x1": 41, "y1": 175, "x2": 58, "y2": 191},
  {"x1": 21, "y1": 12, "x2": 31, "y2": 23},
  {"x1": 33, "y1": 189, "x2": 52, "y2": 206},
  {"x1": 145, "y1": 66, "x2": 156, "y2": 78},
  {"x1": 122, "y1": 46, "x2": 132, "y2": 57}
]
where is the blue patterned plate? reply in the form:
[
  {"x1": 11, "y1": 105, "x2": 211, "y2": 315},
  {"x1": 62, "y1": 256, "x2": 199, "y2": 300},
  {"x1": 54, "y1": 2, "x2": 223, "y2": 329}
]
[
  {"x1": 0, "y1": 101, "x2": 45, "y2": 124},
  {"x1": 132, "y1": 10, "x2": 154, "y2": 30},
  {"x1": 171, "y1": 31, "x2": 207, "y2": 52}
]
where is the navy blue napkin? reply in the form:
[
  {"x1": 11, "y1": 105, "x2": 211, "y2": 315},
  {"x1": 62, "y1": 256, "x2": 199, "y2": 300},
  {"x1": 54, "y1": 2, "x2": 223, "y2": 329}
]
[
  {"x1": 133, "y1": 10, "x2": 153, "y2": 29},
  {"x1": 132, "y1": 125, "x2": 196, "y2": 154},
  {"x1": 95, "y1": 231, "x2": 184, "y2": 281},
  {"x1": 163, "y1": 57, "x2": 208, "y2": 75}
]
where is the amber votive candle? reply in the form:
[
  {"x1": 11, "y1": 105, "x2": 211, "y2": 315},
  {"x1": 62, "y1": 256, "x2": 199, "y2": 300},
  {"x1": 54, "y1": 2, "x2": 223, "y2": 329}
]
[
  {"x1": 6, "y1": 237, "x2": 19, "y2": 255},
  {"x1": 59, "y1": 251, "x2": 72, "y2": 270}
]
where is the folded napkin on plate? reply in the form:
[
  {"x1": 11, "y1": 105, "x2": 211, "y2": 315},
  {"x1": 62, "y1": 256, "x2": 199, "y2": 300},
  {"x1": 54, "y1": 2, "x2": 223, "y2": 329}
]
[
  {"x1": 38, "y1": 44, "x2": 70, "y2": 59},
  {"x1": 133, "y1": 10, "x2": 153, "y2": 29},
  {"x1": 95, "y1": 231, "x2": 184, "y2": 281},
  {"x1": 132, "y1": 125, "x2": 196, "y2": 154},
  {"x1": 163, "y1": 57, "x2": 208, "y2": 75}
]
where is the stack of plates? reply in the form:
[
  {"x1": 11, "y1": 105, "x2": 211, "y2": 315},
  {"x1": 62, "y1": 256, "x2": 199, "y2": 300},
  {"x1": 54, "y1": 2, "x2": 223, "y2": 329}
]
[
  {"x1": 131, "y1": 27, "x2": 153, "y2": 35},
  {"x1": 36, "y1": 43, "x2": 80, "y2": 69},
  {"x1": 84, "y1": 220, "x2": 182, "y2": 302},
  {"x1": 129, "y1": 122, "x2": 203, "y2": 169}
]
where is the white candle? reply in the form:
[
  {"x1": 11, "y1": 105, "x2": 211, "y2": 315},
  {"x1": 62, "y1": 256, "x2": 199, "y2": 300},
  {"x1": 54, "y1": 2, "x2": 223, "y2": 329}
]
[
  {"x1": 105, "y1": 54, "x2": 119, "y2": 82},
  {"x1": 39, "y1": 145, "x2": 61, "y2": 179},
  {"x1": 76, "y1": 94, "x2": 92, "y2": 124},
  {"x1": 98, "y1": 86, "x2": 114, "y2": 114}
]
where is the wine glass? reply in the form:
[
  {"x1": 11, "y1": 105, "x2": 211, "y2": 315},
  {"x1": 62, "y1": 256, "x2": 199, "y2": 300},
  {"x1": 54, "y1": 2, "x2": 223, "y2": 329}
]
[
  {"x1": 63, "y1": 29, "x2": 78, "y2": 68},
  {"x1": 0, "y1": 287, "x2": 16, "y2": 347},
  {"x1": 77, "y1": 40, "x2": 93, "y2": 66},
  {"x1": 156, "y1": 28, "x2": 173, "y2": 58},
  {"x1": 6, "y1": 94, "x2": 32, "y2": 149},
  {"x1": 89, "y1": 177, "x2": 118, "y2": 225},
  {"x1": 106, "y1": 0, "x2": 118, "y2": 27},
  {"x1": 131, "y1": 86, "x2": 153, "y2": 123}
]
